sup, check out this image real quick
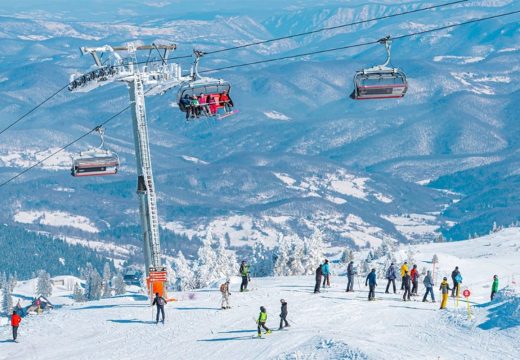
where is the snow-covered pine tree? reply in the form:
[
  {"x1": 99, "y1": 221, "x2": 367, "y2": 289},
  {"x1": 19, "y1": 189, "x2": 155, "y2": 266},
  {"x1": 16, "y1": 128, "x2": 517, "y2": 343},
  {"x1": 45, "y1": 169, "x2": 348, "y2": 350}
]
[
  {"x1": 83, "y1": 263, "x2": 102, "y2": 301},
  {"x1": 287, "y1": 238, "x2": 305, "y2": 276},
  {"x1": 9, "y1": 272, "x2": 17, "y2": 292},
  {"x1": 72, "y1": 282, "x2": 85, "y2": 302},
  {"x1": 250, "y1": 241, "x2": 273, "y2": 277},
  {"x1": 2, "y1": 282, "x2": 13, "y2": 315},
  {"x1": 362, "y1": 258, "x2": 371, "y2": 275},
  {"x1": 340, "y1": 249, "x2": 349, "y2": 264},
  {"x1": 432, "y1": 254, "x2": 439, "y2": 265},
  {"x1": 273, "y1": 234, "x2": 291, "y2": 276},
  {"x1": 172, "y1": 251, "x2": 196, "y2": 291},
  {"x1": 302, "y1": 230, "x2": 325, "y2": 274},
  {"x1": 195, "y1": 239, "x2": 219, "y2": 288},
  {"x1": 0, "y1": 272, "x2": 7, "y2": 291},
  {"x1": 102, "y1": 262, "x2": 112, "y2": 298},
  {"x1": 215, "y1": 241, "x2": 238, "y2": 280},
  {"x1": 113, "y1": 272, "x2": 126, "y2": 295},
  {"x1": 36, "y1": 270, "x2": 53, "y2": 298}
]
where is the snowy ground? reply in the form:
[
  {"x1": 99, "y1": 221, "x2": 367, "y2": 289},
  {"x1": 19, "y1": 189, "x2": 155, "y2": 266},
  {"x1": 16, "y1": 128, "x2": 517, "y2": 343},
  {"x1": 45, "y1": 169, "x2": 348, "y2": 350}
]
[{"x1": 1, "y1": 229, "x2": 520, "y2": 359}]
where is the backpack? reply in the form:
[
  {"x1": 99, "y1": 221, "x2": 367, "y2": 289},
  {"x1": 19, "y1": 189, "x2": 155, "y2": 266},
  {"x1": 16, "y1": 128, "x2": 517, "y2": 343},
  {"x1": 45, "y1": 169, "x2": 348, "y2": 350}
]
[
  {"x1": 157, "y1": 297, "x2": 165, "y2": 306},
  {"x1": 220, "y1": 283, "x2": 227, "y2": 293}
]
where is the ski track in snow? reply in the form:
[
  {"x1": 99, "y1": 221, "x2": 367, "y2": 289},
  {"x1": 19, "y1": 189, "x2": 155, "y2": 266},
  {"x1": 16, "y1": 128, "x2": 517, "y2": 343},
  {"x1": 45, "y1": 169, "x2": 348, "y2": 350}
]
[{"x1": 1, "y1": 230, "x2": 520, "y2": 359}]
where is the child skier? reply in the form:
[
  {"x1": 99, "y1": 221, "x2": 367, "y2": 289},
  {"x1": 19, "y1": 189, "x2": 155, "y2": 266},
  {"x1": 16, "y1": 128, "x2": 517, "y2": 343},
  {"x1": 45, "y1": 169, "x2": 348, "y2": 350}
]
[
  {"x1": 256, "y1": 306, "x2": 271, "y2": 337},
  {"x1": 439, "y1": 277, "x2": 451, "y2": 309},
  {"x1": 220, "y1": 279, "x2": 231, "y2": 309},
  {"x1": 279, "y1": 299, "x2": 289, "y2": 330}
]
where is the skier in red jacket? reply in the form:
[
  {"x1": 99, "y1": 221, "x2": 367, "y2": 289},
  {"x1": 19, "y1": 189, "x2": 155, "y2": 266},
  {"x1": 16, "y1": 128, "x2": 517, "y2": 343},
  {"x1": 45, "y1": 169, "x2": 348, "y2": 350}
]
[{"x1": 11, "y1": 311, "x2": 22, "y2": 342}]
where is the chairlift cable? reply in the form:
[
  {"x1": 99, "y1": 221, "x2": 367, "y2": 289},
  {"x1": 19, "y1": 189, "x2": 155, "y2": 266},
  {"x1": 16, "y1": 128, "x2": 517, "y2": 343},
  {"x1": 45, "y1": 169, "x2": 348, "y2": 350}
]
[
  {"x1": 0, "y1": 0, "x2": 470, "y2": 136},
  {"x1": 0, "y1": 10, "x2": 519, "y2": 188}
]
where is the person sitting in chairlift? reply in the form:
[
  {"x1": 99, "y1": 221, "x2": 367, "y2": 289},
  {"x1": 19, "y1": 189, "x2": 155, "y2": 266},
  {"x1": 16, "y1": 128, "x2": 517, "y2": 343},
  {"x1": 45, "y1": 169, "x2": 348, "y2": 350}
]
[
  {"x1": 190, "y1": 95, "x2": 200, "y2": 118},
  {"x1": 219, "y1": 90, "x2": 233, "y2": 113},
  {"x1": 198, "y1": 93, "x2": 210, "y2": 117}
]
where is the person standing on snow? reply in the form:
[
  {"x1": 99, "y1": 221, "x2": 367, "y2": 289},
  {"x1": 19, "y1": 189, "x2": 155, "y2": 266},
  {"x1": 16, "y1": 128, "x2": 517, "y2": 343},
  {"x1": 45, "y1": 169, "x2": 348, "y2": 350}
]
[
  {"x1": 256, "y1": 306, "x2": 271, "y2": 337},
  {"x1": 439, "y1": 277, "x2": 451, "y2": 309},
  {"x1": 279, "y1": 299, "x2": 289, "y2": 330},
  {"x1": 239, "y1": 260, "x2": 251, "y2": 292},
  {"x1": 491, "y1": 275, "x2": 499, "y2": 301},
  {"x1": 11, "y1": 311, "x2": 22, "y2": 342},
  {"x1": 314, "y1": 264, "x2": 323, "y2": 293},
  {"x1": 402, "y1": 270, "x2": 412, "y2": 301},
  {"x1": 451, "y1": 266, "x2": 462, "y2": 297},
  {"x1": 152, "y1": 292, "x2": 167, "y2": 324},
  {"x1": 365, "y1": 268, "x2": 377, "y2": 301},
  {"x1": 385, "y1": 262, "x2": 397, "y2": 294},
  {"x1": 322, "y1": 259, "x2": 331, "y2": 288},
  {"x1": 422, "y1": 270, "x2": 435, "y2": 302},
  {"x1": 346, "y1": 261, "x2": 355, "y2": 292},
  {"x1": 220, "y1": 279, "x2": 231, "y2": 309},
  {"x1": 400, "y1": 262, "x2": 408, "y2": 290},
  {"x1": 410, "y1": 265, "x2": 420, "y2": 296}
]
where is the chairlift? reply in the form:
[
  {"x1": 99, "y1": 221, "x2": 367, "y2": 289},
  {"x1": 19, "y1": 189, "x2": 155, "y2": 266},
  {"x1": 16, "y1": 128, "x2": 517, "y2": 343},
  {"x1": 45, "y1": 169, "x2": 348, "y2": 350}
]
[
  {"x1": 351, "y1": 36, "x2": 408, "y2": 100},
  {"x1": 71, "y1": 127, "x2": 120, "y2": 177},
  {"x1": 176, "y1": 50, "x2": 236, "y2": 120}
]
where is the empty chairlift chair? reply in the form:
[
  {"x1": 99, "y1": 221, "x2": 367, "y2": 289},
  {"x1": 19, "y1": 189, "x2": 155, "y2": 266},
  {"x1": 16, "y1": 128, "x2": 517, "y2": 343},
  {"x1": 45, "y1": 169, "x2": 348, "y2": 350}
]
[
  {"x1": 351, "y1": 36, "x2": 408, "y2": 100},
  {"x1": 71, "y1": 127, "x2": 120, "y2": 177}
]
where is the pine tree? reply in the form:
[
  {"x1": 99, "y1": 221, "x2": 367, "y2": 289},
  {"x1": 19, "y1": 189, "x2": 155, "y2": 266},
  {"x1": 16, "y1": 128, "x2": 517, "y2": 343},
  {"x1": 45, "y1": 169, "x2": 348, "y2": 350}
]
[
  {"x1": 340, "y1": 249, "x2": 350, "y2": 264},
  {"x1": 0, "y1": 272, "x2": 6, "y2": 291},
  {"x1": 2, "y1": 282, "x2": 13, "y2": 315},
  {"x1": 215, "y1": 241, "x2": 238, "y2": 280},
  {"x1": 302, "y1": 230, "x2": 325, "y2": 274},
  {"x1": 83, "y1": 263, "x2": 102, "y2": 301},
  {"x1": 250, "y1": 241, "x2": 273, "y2": 277},
  {"x1": 113, "y1": 272, "x2": 126, "y2": 295},
  {"x1": 273, "y1": 235, "x2": 291, "y2": 276},
  {"x1": 72, "y1": 283, "x2": 85, "y2": 302},
  {"x1": 287, "y1": 239, "x2": 305, "y2": 276},
  {"x1": 172, "y1": 251, "x2": 196, "y2": 291},
  {"x1": 102, "y1": 262, "x2": 112, "y2": 298},
  {"x1": 36, "y1": 270, "x2": 53, "y2": 298},
  {"x1": 195, "y1": 240, "x2": 218, "y2": 288}
]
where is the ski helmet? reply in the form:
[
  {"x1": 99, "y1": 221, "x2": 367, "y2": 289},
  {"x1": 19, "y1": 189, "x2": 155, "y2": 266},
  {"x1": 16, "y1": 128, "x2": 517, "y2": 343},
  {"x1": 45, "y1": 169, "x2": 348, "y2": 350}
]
[{"x1": 260, "y1": 306, "x2": 266, "y2": 312}]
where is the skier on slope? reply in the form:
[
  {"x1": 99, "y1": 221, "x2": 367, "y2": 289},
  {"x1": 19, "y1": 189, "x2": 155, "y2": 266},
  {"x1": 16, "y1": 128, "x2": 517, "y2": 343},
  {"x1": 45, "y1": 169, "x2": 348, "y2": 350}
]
[
  {"x1": 491, "y1": 275, "x2": 499, "y2": 301},
  {"x1": 239, "y1": 260, "x2": 251, "y2": 292},
  {"x1": 400, "y1": 262, "x2": 408, "y2": 290},
  {"x1": 314, "y1": 264, "x2": 323, "y2": 293},
  {"x1": 365, "y1": 268, "x2": 377, "y2": 301},
  {"x1": 152, "y1": 292, "x2": 167, "y2": 324},
  {"x1": 11, "y1": 311, "x2": 21, "y2": 342},
  {"x1": 220, "y1": 279, "x2": 231, "y2": 309},
  {"x1": 451, "y1": 266, "x2": 462, "y2": 297},
  {"x1": 402, "y1": 270, "x2": 411, "y2": 301},
  {"x1": 322, "y1": 259, "x2": 331, "y2": 288},
  {"x1": 385, "y1": 262, "x2": 397, "y2": 294},
  {"x1": 346, "y1": 261, "x2": 355, "y2": 292},
  {"x1": 439, "y1": 277, "x2": 451, "y2": 309},
  {"x1": 410, "y1": 265, "x2": 420, "y2": 296},
  {"x1": 279, "y1": 299, "x2": 290, "y2": 330},
  {"x1": 256, "y1": 306, "x2": 271, "y2": 337},
  {"x1": 422, "y1": 270, "x2": 435, "y2": 303}
]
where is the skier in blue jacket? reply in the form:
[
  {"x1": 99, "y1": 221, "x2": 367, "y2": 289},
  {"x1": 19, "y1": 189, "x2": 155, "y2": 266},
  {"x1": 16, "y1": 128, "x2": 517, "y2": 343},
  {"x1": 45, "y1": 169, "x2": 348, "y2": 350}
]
[
  {"x1": 385, "y1": 263, "x2": 397, "y2": 294},
  {"x1": 365, "y1": 268, "x2": 377, "y2": 301},
  {"x1": 322, "y1": 259, "x2": 330, "y2": 288}
]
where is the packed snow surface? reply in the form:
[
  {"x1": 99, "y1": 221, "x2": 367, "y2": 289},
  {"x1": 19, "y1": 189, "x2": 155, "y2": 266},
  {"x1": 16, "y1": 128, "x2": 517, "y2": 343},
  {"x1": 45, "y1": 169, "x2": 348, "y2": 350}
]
[
  {"x1": 13, "y1": 210, "x2": 99, "y2": 233},
  {"x1": 1, "y1": 229, "x2": 520, "y2": 359}
]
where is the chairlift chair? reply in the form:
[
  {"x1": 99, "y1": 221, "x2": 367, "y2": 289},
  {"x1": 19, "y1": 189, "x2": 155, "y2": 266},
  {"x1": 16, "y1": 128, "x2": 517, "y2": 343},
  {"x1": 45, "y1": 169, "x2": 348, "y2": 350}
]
[
  {"x1": 71, "y1": 127, "x2": 120, "y2": 177},
  {"x1": 176, "y1": 50, "x2": 235, "y2": 118},
  {"x1": 351, "y1": 36, "x2": 408, "y2": 100}
]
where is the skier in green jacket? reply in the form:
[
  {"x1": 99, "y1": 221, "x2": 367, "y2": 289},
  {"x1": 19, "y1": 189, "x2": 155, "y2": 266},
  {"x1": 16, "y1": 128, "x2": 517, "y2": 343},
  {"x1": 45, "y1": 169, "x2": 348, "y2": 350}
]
[
  {"x1": 491, "y1": 275, "x2": 499, "y2": 300},
  {"x1": 256, "y1": 306, "x2": 271, "y2": 337},
  {"x1": 240, "y1": 261, "x2": 250, "y2": 292}
]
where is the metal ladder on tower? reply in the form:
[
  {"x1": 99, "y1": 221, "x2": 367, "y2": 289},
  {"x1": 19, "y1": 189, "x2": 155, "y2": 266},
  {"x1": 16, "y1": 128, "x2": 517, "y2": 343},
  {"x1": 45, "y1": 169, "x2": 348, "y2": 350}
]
[{"x1": 134, "y1": 74, "x2": 162, "y2": 268}]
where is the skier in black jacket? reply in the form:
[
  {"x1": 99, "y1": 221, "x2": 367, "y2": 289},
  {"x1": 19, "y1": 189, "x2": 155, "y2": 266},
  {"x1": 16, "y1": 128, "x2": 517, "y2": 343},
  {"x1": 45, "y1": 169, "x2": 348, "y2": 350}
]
[
  {"x1": 279, "y1": 299, "x2": 289, "y2": 329},
  {"x1": 402, "y1": 271, "x2": 411, "y2": 301},
  {"x1": 152, "y1": 292, "x2": 167, "y2": 324},
  {"x1": 314, "y1": 264, "x2": 323, "y2": 293},
  {"x1": 346, "y1": 261, "x2": 355, "y2": 292}
]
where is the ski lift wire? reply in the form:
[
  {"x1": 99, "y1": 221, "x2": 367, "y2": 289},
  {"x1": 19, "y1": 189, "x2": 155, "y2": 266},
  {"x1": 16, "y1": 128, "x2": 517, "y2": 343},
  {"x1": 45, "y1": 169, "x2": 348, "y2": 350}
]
[{"x1": 0, "y1": 0, "x2": 471, "y2": 137}]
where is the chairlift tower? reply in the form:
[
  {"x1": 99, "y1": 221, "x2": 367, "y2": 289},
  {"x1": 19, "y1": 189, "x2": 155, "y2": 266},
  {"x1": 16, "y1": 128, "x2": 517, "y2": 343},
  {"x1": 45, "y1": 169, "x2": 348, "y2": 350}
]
[{"x1": 69, "y1": 43, "x2": 190, "y2": 295}]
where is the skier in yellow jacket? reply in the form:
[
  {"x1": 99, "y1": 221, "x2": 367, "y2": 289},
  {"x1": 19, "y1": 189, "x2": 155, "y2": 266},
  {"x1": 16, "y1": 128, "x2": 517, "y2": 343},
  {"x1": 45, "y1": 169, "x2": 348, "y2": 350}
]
[
  {"x1": 256, "y1": 306, "x2": 271, "y2": 337},
  {"x1": 439, "y1": 277, "x2": 451, "y2": 309},
  {"x1": 400, "y1": 262, "x2": 409, "y2": 290}
]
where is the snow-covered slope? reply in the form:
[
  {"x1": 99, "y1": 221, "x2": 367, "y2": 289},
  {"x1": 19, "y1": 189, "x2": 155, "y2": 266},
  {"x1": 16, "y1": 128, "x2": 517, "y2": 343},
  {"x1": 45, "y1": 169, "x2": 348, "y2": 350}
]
[{"x1": 1, "y1": 229, "x2": 519, "y2": 359}]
